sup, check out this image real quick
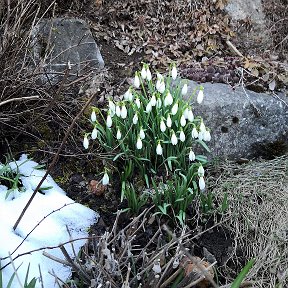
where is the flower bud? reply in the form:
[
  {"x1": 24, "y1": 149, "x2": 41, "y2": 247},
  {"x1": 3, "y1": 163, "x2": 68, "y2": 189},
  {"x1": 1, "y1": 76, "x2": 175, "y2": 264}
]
[
  {"x1": 181, "y1": 83, "x2": 188, "y2": 96},
  {"x1": 83, "y1": 135, "x2": 89, "y2": 149},
  {"x1": 171, "y1": 131, "x2": 178, "y2": 145},
  {"x1": 120, "y1": 104, "x2": 127, "y2": 119},
  {"x1": 199, "y1": 176, "x2": 205, "y2": 190},
  {"x1": 180, "y1": 114, "x2": 186, "y2": 127},
  {"x1": 139, "y1": 128, "x2": 145, "y2": 139},
  {"x1": 102, "y1": 172, "x2": 109, "y2": 185},
  {"x1": 189, "y1": 149, "x2": 195, "y2": 161},
  {"x1": 171, "y1": 65, "x2": 177, "y2": 80},
  {"x1": 171, "y1": 102, "x2": 178, "y2": 115},
  {"x1": 197, "y1": 88, "x2": 204, "y2": 104},
  {"x1": 91, "y1": 127, "x2": 98, "y2": 140},
  {"x1": 91, "y1": 110, "x2": 97, "y2": 122},
  {"x1": 166, "y1": 114, "x2": 172, "y2": 128},
  {"x1": 136, "y1": 137, "x2": 143, "y2": 149},
  {"x1": 192, "y1": 127, "x2": 198, "y2": 139},
  {"x1": 160, "y1": 120, "x2": 166, "y2": 132},
  {"x1": 156, "y1": 143, "x2": 163, "y2": 155},
  {"x1": 198, "y1": 165, "x2": 205, "y2": 177},
  {"x1": 179, "y1": 130, "x2": 186, "y2": 142},
  {"x1": 116, "y1": 129, "x2": 122, "y2": 140},
  {"x1": 133, "y1": 113, "x2": 138, "y2": 124},
  {"x1": 134, "y1": 73, "x2": 140, "y2": 88},
  {"x1": 106, "y1": 114, "x2": 113, "y2": 128}
]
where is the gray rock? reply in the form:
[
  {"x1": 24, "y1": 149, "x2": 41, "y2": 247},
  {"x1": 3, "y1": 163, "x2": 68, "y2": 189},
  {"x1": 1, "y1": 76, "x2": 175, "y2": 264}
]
[
  {"x1": 31, "y1": 18, "x2": 104, "y2": 83},
  {"x1": 224, "y1": 0, "x2": 272, "y2": 52},
  {"x1": 184, "y1": 80, "x2": 288, "y2": 160}
]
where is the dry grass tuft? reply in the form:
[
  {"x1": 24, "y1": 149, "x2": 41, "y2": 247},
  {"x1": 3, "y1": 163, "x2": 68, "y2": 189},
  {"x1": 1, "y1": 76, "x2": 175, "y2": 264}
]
[{"x1": 210, "y1": 155, "x2": 288, "y2": 287}]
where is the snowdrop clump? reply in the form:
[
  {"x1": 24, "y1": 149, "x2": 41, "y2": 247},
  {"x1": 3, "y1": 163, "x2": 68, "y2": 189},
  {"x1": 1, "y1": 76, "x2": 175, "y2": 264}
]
[{"x1": 84, "y1": 63, "x2": 212, "y2": 220}]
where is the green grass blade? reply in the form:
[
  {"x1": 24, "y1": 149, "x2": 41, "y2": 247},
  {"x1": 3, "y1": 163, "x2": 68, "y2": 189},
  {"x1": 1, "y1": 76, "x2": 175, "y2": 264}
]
[{"x1": 231, "y1": 258, "x2": 255, "y2": 288}]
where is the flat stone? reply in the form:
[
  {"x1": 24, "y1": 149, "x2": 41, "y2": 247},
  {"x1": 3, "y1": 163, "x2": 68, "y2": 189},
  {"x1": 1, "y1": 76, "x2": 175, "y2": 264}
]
[
  {"x1": 184, "y1": 80, "x2": 288, "y2": 160},
  {"x1": 31, "y1": 18, "x2": 104, "y2": 83}
]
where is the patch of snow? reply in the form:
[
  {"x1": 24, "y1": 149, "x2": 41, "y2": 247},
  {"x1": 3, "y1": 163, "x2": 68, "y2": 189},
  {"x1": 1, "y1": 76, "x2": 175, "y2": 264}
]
[{"x1": 0, "y1": 155, "x2": 99, "y2": 287}]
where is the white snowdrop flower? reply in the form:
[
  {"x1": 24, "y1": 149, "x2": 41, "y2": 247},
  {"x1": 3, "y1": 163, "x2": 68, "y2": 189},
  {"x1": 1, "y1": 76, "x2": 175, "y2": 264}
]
[
  {"x1": 198, "y1": 130, "x2": 204, "y2": 141},
  {"x1": 121, "y1": 104, "x2": 127, "y2": 119},
  {"x1": 135, "y1": 97, "x2": 141, "y2": 109},
  {"x1": 109, "y1": 100, "x2": 116, "y2": 116},
  {"x1": 106, "y1": 114, "x2": 113, "y2": 128},
  {"x1": 91, "y1": 127, "x2": 98, "y2": 140},
  {"x1": 192, "y1": 127, "x2": 198, "y2": 139},
  {"x1": 133, "y1": 113, "x2": 138, "y2": 124},
  {"x1": 197, "y1": 88, "x2": 204, "y2": 104},
  {"x1": 116, "y1": 105, "x2": 121, "y2": 117},
  {"x1": 91, "y1": 110, "x2": 97, "y2": 122},
  {"x1": 189, "y1": 149, "x2": 196, "y2": 161},
  {"x1": 146, "y1": 67, "x2": 152, "y2": 81},
  {"x1": 160, "y1": 119, "x2": 166, "y2": 132},
  {"x1": 157, "y1": 72, "x2": 164, "y2": 81},
  {"x1": 200, "y1": 121, "x2": 206, "y2": 132},
  {"x1": 136, "y1": 137, "x2": 143, "y2": 149},
  {"x1": 179, "y1": 130, "x2": 186, "y2": 142},
  {"x1": 134, "y1": 73, "x2": 140, "y2": 88},
  {"x1": 166, "y1": 114, "x2": 172, "y2": 128},
  {"x1": 198, "y1": 165, "x2": 205, "y2": 177},
  {"x1": 116, "y1": 129, "x2": 122, "y2": 140},
  {"x1": 150, "y1": 94, "x2": 157, "y2": 106},
  {"x1": 156, "y1": 97, "x2": 162, "y2": 108},
  {"x1": 83, "y1": 135, "x2": 89, "y2": 149},
  {"x1": 171, "y1": 131, "x2": 178, "y2": 145},
  {"x1": 146, "y1": 101, "x2": 152, "y2": 113},
  {"x1": 199, "y1": 176, "x2": 205, "y2": 190},
  {"x1": 171, "y1": 65, "x2": 177, "y2": 80},
  {"x1": 181, "y1": 83, "x2": 188, "y2": 96},
  {"x1": 139, "y1": 127, "x2": 145, "y2": 139},
  {"x1": 164, "y1": 91, "x2": 173, "y2": 106},
  {"x1": 157, "y1": 79, "x2": 165, "y2": 94},
  {"x1": 102, "y1": 172, "x2": 109, "y2": 185},
  {"x1": 180, "y1": 114, "x2": 186, "y2": 127},
  {"x1": 124, "y1": 88, "x2": 133, "y2": 101},
  {"x1": 156, "y1": 142, "x2": 163, "y2": 155},
  {"x1": 141, "y1": 66, "x2": 147, "y2": 79},
  {"x1": 171, "y1": 102, "x2": 178, "y2": 115},
  {"x1": 183, "y1": 107, "x2": 189, "y2": 119},
  {"x1": 187, "y1": 109, "x2": 194, "y2": 122},
  {"x1": 204, "y1": 129, "x2": 211, "y2": 142}
]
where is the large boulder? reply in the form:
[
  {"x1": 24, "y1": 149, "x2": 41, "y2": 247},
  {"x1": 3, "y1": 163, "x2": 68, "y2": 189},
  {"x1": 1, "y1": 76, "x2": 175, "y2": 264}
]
[
  {"x1": 184, "y1": 80, "x2": 288, "y2": 160},
  {"x1": 31, "y1": 18, "x2": 104, "y2": 84},
  {"x1": 224, "y1": 0, "x2": 272, "y2": 52}
]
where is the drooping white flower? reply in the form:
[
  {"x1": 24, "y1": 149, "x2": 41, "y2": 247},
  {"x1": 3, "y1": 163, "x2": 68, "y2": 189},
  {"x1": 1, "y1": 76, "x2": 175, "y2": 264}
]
[
  {"x1": 106, "y1": 114, "x2": 113, "y2": 128},
  {"x1": 156, "y1": 142, "x2": 163, "y2": 155},
  {"x1": 91, "y1": 127, "x2": 98, "y2": 140},
  {"x1": 146, "y1": 101, "x2": 152, "y2": 113},
  {"x1": 135, "y1": 97, "x2": 141, "y2": 109},
  {"x1": 139, "y1": 127, "x2": 145, "y2": 139},
  {"x1": 180, "y1": 114, "x2": 186, "y2": 127},
  {"x1": 160, "y1": 119, "x2": 166, "y2": 132},
  {"x1": 179, "y1": 130, "x2": 186, "y2": 142},
  {"x1": 198, "y1": 131, "x2": 204, "y2": 141},
  {"x1": 192, "y1": 127, "x2": 198, "y2": 139},
  {"x1": 171, "y1": 65, "x2": 177, "y2": 80},
  {"x1": 156, "y1": 97, "x2": 162, "y2": 108},
  {"x1": 150, "y1": 94, "x2": 157, "y2": 106},
  {"x1": 166, "y1": 114, "x2": 172, "y2": 128},
  {"x1": 171, "y1": 131, "x2": 178, "y2": 145},
  {"x1": 109, "y1": 100, "x2": 116, "y2": 116},
  {"x1": 141, "y1": 66, "x2": 147, "y2": 79},
  {"x1": 199, "y1": 176, "x2": 205, "y2": 190},
  {"x1": 115, "y1": 105, "x2": 121, "y2": 117},
  {"x1": 197, "y1": 88, "x2": 204, "y2": 104},
  {"x1": 198, "y1": 165, "x2": 205, "y2": 177},
  {"x1": 124, "y1": 88, "x2": 133, "y2": 101},
  {"x1": 121, "y1": 104, "x2": 127, "y2": 119},
  {"x1": 187, "y1": 109, "x2": 194, "y2": 122},
  {"x1": 91, "y1": 110, "x2": 97, "y2": 122},
  {"x1": 83, "y1": 135, "x2": 89, "y2": 149},
  {"x1": 156, "y1": 79, "x2": 165, "y2": 94},
  {"x1": 189, "y1": 149, "x2": 195, "y2": 161},
  {"x1": 164, "y1": 91, "x2": 173, "y2": 106},
  {"x1": 204, "y1": 129, "x2": 211, "y2": 142},
  {"x1": 200, "y1": 121, "x2": 206, "y2": 132},
  {"x1": 181, "y1": 83, "x2": 188, "y2": 96},
  {"x1": 102, "y1": 172, "x2": 109, "y2": 185},
  {"x1": 183, "y1": 107, "x2": 189, "y2": 119},
  {"x1": 157, "y1": 72, "x2": 164, "y2": 81},
  {"x1": 134, "y1": 73, "x2": 140, "y2": 88},
  {"x1": 133, "y1": 113, "x2": 138, "y2": 124},
  {"x1": 136, "y1": 137, "x2": 143, "y2": 149},
  {"x1": 146, "y1": 68, "x2": 152, "y2": 81},
  {"x1": 116, "y1": 128, "x2": 122, "y2": 140},
  {"x1": 171, "y1": 102, "x2": 178, "y2": 115}
]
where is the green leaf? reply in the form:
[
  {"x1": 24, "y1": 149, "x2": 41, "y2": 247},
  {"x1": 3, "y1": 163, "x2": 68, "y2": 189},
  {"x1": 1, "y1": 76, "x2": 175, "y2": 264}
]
[
  {"x1": 113, "y1": 152, "x2": 125, "y2": 161},
  {"x1": 195, "y1": 155, "x2": 208, "y2": 163},
  {"x1": 231, "y1": 258, "x2": 255, "y2": 288},
  {"x1": 33, "y1": 164, "x2": 46, "y2": 170},
  {"x1": 196, "y1": 140, "x2": 211, "y2": 152},
  {"x1": 39, "y1": 186, "x2": 53, "y2": 191}
]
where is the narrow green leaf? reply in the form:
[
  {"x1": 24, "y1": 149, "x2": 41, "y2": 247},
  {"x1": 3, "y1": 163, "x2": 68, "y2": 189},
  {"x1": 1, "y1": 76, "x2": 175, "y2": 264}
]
[
  {"x1": 231, "y1": 258, "x2": 255, "y2": 288},
  {"x1": 196, "y1": 140, "x2": 211, "y2": 152}
]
